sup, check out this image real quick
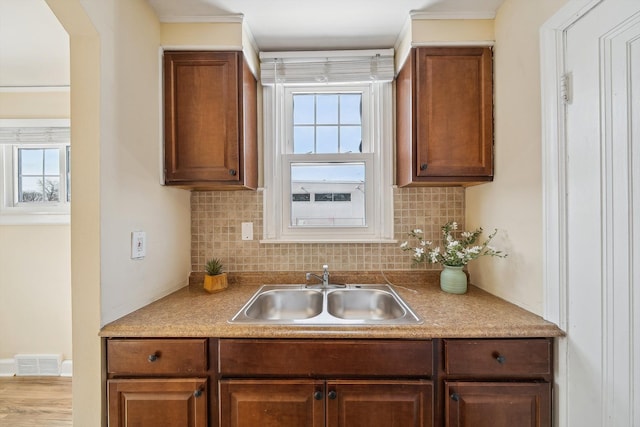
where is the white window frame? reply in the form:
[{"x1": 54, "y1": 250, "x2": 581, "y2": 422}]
[
  {"x1": 0, "y1": 119, "x2": 71, "y2": 225},
  {"x1": 262, "y1": 80, "x2": 394, "y2": 243}
]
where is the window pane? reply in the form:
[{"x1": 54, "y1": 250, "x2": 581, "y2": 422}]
[
  {"x1": 316, "y1": 94, "x2": 338, "y2": 124},
  {"x1": 20, "y1": 177, "x2": 44, "y2": 202},
  {"x1": 42, "y1": 178, "x2": 60, "y2": 201},
  {"x1": 340, "y1": 94, "x2": 361, "y2": 124},
  {"x1": 44, "y1": 148, "x2": 60, "y2": 175},
  {"x1": 293, "y1": 126, "x2": 315, "y2": 153},
  {"x1": 316, "y1": 126, "x2": 338, "y2": 153},
  {"x1": 20, "y1": 148, "x2": 44, "y2": 175},
  {"x1": 293, "y1": 95, "x2": 315, "y2": 124},
  {"x1": 290, "y1": 162, "x2": 365, "y2": 227},
  {"x1": 17, "y1": 147, "x2": 64, "y2": 204},
  {"x1": 340, "y1": 126, "x2": 361, "y2": 153}
]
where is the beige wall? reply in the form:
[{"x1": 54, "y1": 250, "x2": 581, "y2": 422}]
[
  {"x1": 161, "y1": 22, "x2": 242, "y2": 48},
  {"x1": 0, "y1": 92, "x2": 69, "y2": 118},
  {"x1": 465, "y1": 0, "x2": 570, "y2": 315},
  {"x1": 0, "y1": 79, "x2": 71, "y2": 360},
  {"x1": 395, "y1": 19, "x2": 495, "y2": 70},
  {"x1": 0, "y1": 225, "x2": 71, "y2": 359}
]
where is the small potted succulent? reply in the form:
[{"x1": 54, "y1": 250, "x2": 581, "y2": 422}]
[{"x1": 203, "y1": 257, "x2": 228, "y2": 293}]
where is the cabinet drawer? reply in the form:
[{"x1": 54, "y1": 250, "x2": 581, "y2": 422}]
[
  {"x1": 107, "y1": 339, "x2": 207, "y2": 375},
  {"x1": 444, "y1": 339, "x2": 551, "y2": 378},
  {"x1": 219, "y1": 339, "x2": 432, "y2": 377}
]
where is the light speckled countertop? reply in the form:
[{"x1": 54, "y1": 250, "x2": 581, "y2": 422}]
[{"x1": 100, "y1": 271, "x2": 563, "y2": 339}]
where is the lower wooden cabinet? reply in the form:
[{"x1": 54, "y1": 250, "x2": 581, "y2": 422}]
[
  {"x1": 108, "y1": 378, "x2": 208, "y2": 427},
  {"x1": 106, "y1": 338, "x2": 210, "y2": 427},
  {"x1": 444, "y1": 382, "x2": 551, "y2": 427},
  {"x1": 104, "y1": 337, "x2": 553, "y2": 427},
  {"x1": 440, "y1": 339, "x2": 553, "y2": 427},
  {"x1": 219, "y1": 379, "x2": 433, "y2": 427}
]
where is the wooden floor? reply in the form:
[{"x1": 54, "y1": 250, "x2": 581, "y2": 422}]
[{"x1": 0, "y1": 376, "x2": 72, "y2": 427}]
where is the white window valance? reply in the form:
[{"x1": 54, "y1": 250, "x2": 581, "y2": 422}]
[
  {"x1": 0, "y1": 127, "x2": 70, "y2": 144},
  {"x1": 259, "y1": 49, "x2": 395, "y2": 85}
]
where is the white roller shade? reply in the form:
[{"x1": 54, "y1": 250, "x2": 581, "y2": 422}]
[{"x1": 260, "y1": 49, "x2": 395, "y2": 85}]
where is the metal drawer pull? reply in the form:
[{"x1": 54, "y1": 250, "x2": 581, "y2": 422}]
[
  {"x1": 494, "y1": 352, "x2": 506, "y2": 364},
  {"x1": 451, "y1": 393, "x2": 460, "y2": 401},
  {"x1": 147, "y1": 352, "x2": 160, "y2": 362},
  {"x1": 229, "y1": 169, "x2": 237, "y2": 176}
]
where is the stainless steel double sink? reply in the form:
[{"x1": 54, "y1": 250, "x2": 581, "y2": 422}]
[{"x1": 229, "y1": 284, "x2": 423, "y2": 325}]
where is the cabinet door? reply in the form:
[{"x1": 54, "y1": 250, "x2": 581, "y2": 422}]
[
  {"x1": 327, "y1": 380, "x2": 433, "y2": 427},
  {"x1": 415, "y1": 47, "x2": 493, "y2": 179},
  {"x1": 397, "y1": 47, "x2": 493, "y2": 186},
  {"x1": 107, "y1": 378, "x2": 207, "y2": 427},
  {"x1": 164, "y1": 51, "x2": 241, "y2": 185},
  {"x1": 444, "y1": 381, "x2": 550, "y2": 427},
  {"x1": 219, "y1": 379, "x2": 324, "y2": 427}
]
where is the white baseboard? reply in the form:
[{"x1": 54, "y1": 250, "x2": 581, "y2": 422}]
[
  {"x1": 60, "y1": 359, "x2": 72, "y2": 377},
  {"x1": 0, "y1": 359, "x2": 14, "y2": 376}
]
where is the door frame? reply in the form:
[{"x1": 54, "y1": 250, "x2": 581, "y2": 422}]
[{"x1": 540, "y1": 1, "x2": 603, "y2": 426}]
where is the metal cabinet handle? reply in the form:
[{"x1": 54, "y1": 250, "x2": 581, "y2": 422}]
[
  {"x1": 194, "y1": 386, "x2": 204, "y2": 398},
  {"x1": 450, "y1": 393, "x2": 460, "y2": 402},
  {"x1": 229, "y1": 169, "x2": 237, "y2": 176},
  {"x1": 147, "y1": 352, "x2": 159, "y2": 362},
  {"x1": 420, "y1": 163, "x2": 428, "y2": 171},
  {"x1": 313, "y1": 391, "x2": 323, "y2": 400},
  {"x1": 328, "y1": 390, "x2": 337, "y2": 400}
]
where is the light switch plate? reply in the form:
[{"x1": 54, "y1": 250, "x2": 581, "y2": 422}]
[
  {"x1": 241, "y1": 222, "x2": 253, "y2": 240},
  {"x1": 131, "y1": 231, "x2": 146, "y2": 259}
]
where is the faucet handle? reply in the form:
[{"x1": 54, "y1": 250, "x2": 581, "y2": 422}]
[{"x1": 323, "y1": 264, "x2": 329, "y2": 271}]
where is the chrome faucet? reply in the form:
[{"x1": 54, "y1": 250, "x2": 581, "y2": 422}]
[{"x1": 306, "y1": 264, "x2": 330, "y2": 288}]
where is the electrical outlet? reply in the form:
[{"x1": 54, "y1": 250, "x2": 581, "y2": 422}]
[
  {"x1": 131, "y1": 231, "x2": 146, "y2": 259},
  {"x1": 241, "y1": 222, "x2": 253, "y2": 240}
]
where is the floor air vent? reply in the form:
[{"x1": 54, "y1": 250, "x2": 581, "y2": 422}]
[{"x1": 15, "y1": 354, "x2": 62, "y2": 376}]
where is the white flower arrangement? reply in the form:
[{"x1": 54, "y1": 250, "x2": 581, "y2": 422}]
[{"x1": 400, "y1": 221, "x2": 507, "y2": 267}]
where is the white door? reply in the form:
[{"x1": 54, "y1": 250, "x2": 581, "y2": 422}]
[{"x1": 562, "y1": 1, "x2": 640, "y2": 426}]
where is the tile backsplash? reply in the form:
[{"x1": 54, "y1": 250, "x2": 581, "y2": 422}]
[{"x1": 191, "y1": 187, "x2": 464, "y2": 272}]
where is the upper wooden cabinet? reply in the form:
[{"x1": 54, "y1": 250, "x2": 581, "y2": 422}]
[
  {"x1": 396, "y1": 47, "x2": 494, "y2": 186},
  {"x1": 163, "y1": 51, "x2": 257, "y2": 190}
]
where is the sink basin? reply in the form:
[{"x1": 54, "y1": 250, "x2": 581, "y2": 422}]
[
  {"x1": 229, "y1": 284, "x2": 422, "y2": 325},
  {"x1": 327, "y1": 289, "x2": 405, "y2": 320},
  {"x1": 244, "y1": 289, "x2": 323, "y2": 320}
]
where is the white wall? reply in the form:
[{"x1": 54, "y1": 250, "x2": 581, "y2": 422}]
[
  {"x1": 465, "y1": 0, "x2": 570, "y2": 315},
  {"x1": 89, "y1": 0, "x2": 191, "y2": 326}
]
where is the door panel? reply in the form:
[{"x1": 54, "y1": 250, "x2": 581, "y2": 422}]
[
  {"x1": 327, "y1": 380, "x2": 433, "y2": 427},
  {"x1": 563, "y1": 1, "x2": 640, "y2": 425},
  {"x1": 444, "y1": 381, "x2": 550, "y2": 427},
  {"x1": 107, "y1": 378, "x2": 207, "y2": 427},
  {"x1": 219, "y1": 379, "x2": 324, "y2": 427}
]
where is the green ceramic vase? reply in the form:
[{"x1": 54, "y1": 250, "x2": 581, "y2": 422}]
[{"x1": 440, "y1": 265, "x2": 467, "y2": 294}]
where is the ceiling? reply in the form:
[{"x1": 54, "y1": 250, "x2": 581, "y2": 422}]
[
  {"x1": 0, "y1": 0, "x2": 69, "y2": 88},
  {"x1": 147, "y1": 0, "x2": 506, "y2": 51}
]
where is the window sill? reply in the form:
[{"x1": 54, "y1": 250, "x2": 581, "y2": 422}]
[{"x1": 259, "y1": 238, "x2": 398, "y2": 244}]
